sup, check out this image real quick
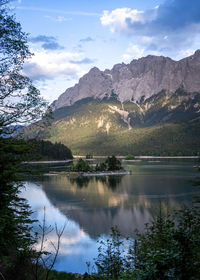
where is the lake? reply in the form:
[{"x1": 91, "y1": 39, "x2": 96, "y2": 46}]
[{"x1": 21, "y1": 158, "x2": 200, "y2": 274}]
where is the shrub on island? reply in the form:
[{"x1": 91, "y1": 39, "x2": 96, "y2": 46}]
[
  {"x1": 125, "y1": 154, "x2": 135, "y2": 160},
  {"x1": 70, "y1": 158, "x2": 91, "y2": 172}
]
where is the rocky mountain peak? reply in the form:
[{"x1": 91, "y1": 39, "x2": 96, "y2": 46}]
[
  {"x1": 88, "y1": 66, "x2": 101, "y2": 74},
  {"x1": 53, "y1": 50, "x2": 200, "y2": 110},
  {"x1": 194, "y1": 49, "x2": 200, "y2": 56}
]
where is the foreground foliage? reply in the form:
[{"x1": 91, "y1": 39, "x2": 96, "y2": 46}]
[
  {"x1": 0, "y1": 137, "x2": 35, "y2": 279},
  {"x1": 0, "y1": 137, "x2": 67, "y2": 279},
  {"x1": 0, "y1": 0, "x2": 48, "y2": 134},
  {"x1": 133, "y1": 206, "x2": 200, "y2": 279},
  {"x1": 92, "y1": 205, "x2": 200, "y2": 280},
  {"x1": 0, "y1": 1, "x2": 53, "y2": 279},
  {"x1": 95, "y1": 227, "x2": 126, "y2": 279}
]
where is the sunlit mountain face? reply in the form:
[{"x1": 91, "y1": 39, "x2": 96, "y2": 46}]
[{"x1": 24, "y1": 90, "x2": 200, "y2": 155}]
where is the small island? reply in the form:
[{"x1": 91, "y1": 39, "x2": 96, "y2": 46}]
[{"x1": 50, "y1": 155, "x2": 132, "y2": 177}]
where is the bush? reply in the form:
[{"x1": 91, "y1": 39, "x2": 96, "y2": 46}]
[
  {"x1": 94, "y1": 205, "x2": 200, "y2": 280},
  {"x1": 95, "y1": 227, "x2": 126, "y2": 280},
  {"x1": 95, "y1": 162, "x2": 107, "y2": 172},
  {"x1": 95, "y1": 156, "x2": 122, "y2": 172},
  {"x1": 132, "y1": 206, "x2": 200, "y2": 279},
  {"x1": 105, "y1": 156, "x2": 122, "y2": 171},
  {"x1": 70, "y1": 158, "x2": 91, "y2": 172},
  {"x1": 124, "y1": 155, "x2": 135, "y2": 160}
]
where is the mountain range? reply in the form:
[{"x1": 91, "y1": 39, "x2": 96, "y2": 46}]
[
  {"x1": 25, "y1": 51, "x2": 200, "y2": 155},
  {"x1": 53, "y1": 50, "x2": 200, "y2": 109}
]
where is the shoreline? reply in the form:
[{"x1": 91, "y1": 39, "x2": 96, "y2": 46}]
[
  {"x1": 22, "y1": 156, "x2": 199, "y2": 165},
  {"x1": 48, "y1": 170, "x2": 132, "y2": 177},
  {"x1": 22, "y1": 159, "x2": 73, "y2": 164},
  {"x1": 74, "y1": 156, "x2": 199, "y2": 159}
]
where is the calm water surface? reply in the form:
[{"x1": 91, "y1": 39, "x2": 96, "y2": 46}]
[{"x1": 21, "y1": 159, "x2": 200, "y2": 273}]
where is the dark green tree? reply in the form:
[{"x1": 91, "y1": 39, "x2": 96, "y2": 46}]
[
  {"x1": 27, "y1": 140, "x2": 73, "y2": 160},
  {"x1": 95, "y1": 156, "x2": 122, "y2": 172},
  {"x1": 70, "y1": 158, "x2": 91, "y2": 172},
  {"x1": 93, "y1": 205, "x2": 200, "y2": 280},
  {"x1": 132, "y1": 206, "x2": 200, "y2": 279},
  {"x1": 0, "y1": 0, "x2": 49, "y2": 279},
  {"x1": 105, "y1": 156, "x2": 122, "y2": 171},
  {"x1": 95, "y1": 227, "x2": 125, "y2": 280},
  {"x1": 0, "y1": 138, "x2": 36, "y2": 280},
  {"x1": 95, "y1": 162, "x2": 107, "y2": 172}
]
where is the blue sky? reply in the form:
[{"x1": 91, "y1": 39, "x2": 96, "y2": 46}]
[{"x1": 11, "y1": 0, "x2": 200, "y2": 102}]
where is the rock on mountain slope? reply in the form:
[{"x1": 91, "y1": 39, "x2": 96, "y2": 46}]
[{"x1": 53, "y1": 50, "x2": 200, "y2": 110}]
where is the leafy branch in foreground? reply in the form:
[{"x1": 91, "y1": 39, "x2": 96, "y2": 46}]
[
  {"x1": 32, "y1": 207, "x2": 66, "y2": 280},
  {"x1": 95, "y1": 227, "x2": 126, "y2": 280},
  {"x1": 0, "y1": 0, "x2": 49, "y2": 135},
  {"x1": 93, "y1": 205, "x2": 200, "y2": 280},
  {"x1": 132, "y1": 206, "x2": 200, "y2": 279},
  {"x1": 0, "y1": 1, "x2": 52, "y2": 279}
]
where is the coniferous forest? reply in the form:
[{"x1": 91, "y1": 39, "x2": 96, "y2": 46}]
[{"x1": 26, "y1": 139, "x2": 73, "y2": 160}]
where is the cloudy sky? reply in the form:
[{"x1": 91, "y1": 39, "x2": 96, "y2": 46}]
[{"x1": 12, "y1": 0, "x2": 200, "y2": 103}]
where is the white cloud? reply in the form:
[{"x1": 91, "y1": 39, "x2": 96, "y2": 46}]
[
  {"x1": 38, "y1": 84, "x2": 61, "y2": 101},
  {"x1": 100, "y1": 1, "x2": 200, "y2": 58},
  {"x1": 121, "y1": 54, "x2": 133, "y2": 63},
  {"x1": 45, "y1": 15, "x2": 72, "y2": 22},
  {"x1": 122, "y1": 44, "x2": 145, "y2": 62},
  {"x1": 22, "y1": 49, "x2": 96, "y2": 102},
  {"x1": 127, "y1": 44, "x2": 145, "y2": 56},
  {"x1": 101, "y1": 8, "x2": 145, "y2": 33},
  {"x1": 140, "y1": 36, "x2": 153, "y2": 44},
  {"x1": 23, "y1": 49, "x2": 81, "y2": 81},
  {"x1": 178, "y1": 49, "x2": 196, "y2": 59},
  {"x1": 100, "y1": 7, "x2": 158, "y2": 33}
]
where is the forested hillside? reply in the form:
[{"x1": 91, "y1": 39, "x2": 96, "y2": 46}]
[
  {"x1": 26, "y1": 139, "x2": 73, "y2": 160},
  {"x1": 24, "y1": 90, "x2": 200, "y2": 155}
]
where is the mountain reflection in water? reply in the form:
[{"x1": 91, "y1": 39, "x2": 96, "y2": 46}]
[
  {"x1": 30, "y1": 160, "x2": 200, "y2": 237},
  {"x1": 21, "y1": 160, "x2": 200, "y2": 273}
]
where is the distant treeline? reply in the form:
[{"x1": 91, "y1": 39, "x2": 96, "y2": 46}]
[{"x1": 26, "y1": 139, "x2": 73, "y2": 160}]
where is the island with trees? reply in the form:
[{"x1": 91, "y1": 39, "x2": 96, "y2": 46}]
[{"x1": 50, "y1": 155, "x2": 131, "y2": 177}]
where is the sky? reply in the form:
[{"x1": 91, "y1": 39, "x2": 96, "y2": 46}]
[{"x1": 10, "y1": 0, "x2": 200, "y2": 103}]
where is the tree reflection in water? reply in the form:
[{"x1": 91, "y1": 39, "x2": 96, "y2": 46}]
[
  {"x1": 69, "y1": 175, "x2": 123, "y2": 190},
  {"x1": 69, "y1": 176, "x2": 91, "y2": 188}
]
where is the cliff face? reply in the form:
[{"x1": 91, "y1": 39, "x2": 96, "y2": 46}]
[{"x1": 53, "y1": 50, "x2": 200, "y2": 110}]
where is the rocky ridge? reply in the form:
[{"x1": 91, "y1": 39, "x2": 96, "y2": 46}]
[{"x1": 53, "y1": 50, "x2": 200, "y2": 110}]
